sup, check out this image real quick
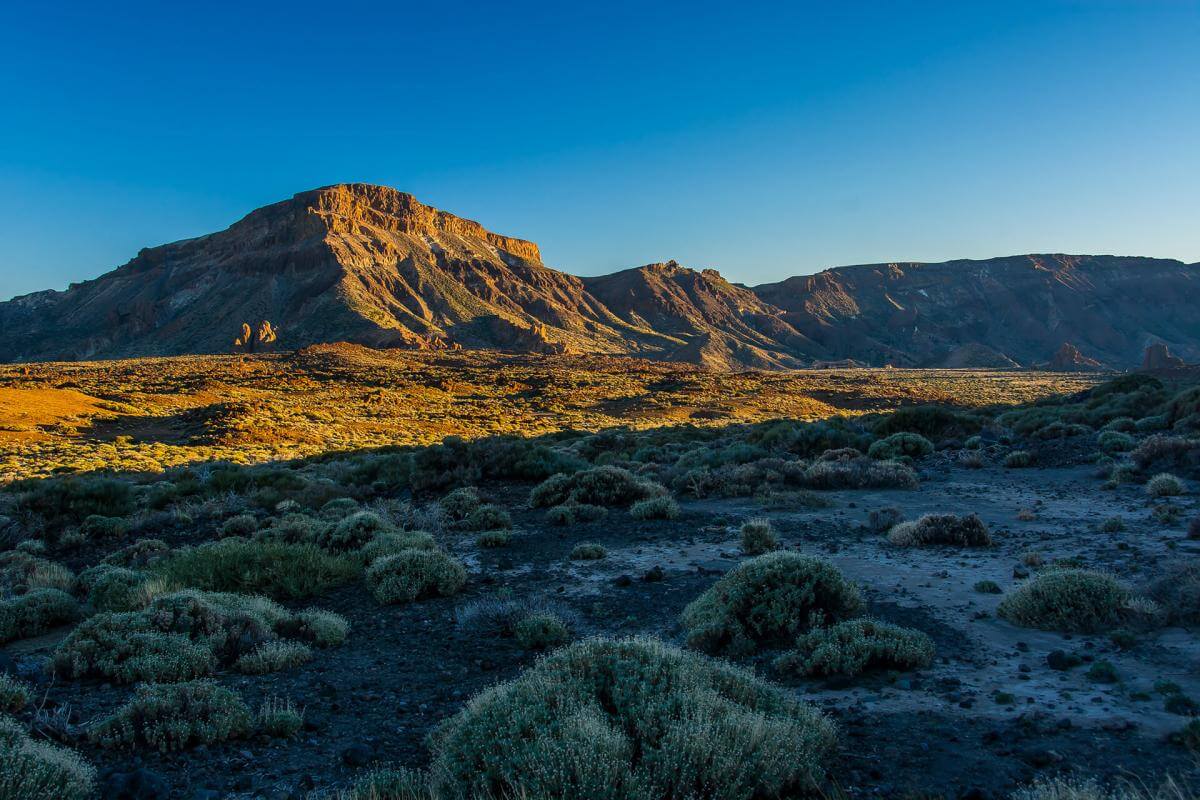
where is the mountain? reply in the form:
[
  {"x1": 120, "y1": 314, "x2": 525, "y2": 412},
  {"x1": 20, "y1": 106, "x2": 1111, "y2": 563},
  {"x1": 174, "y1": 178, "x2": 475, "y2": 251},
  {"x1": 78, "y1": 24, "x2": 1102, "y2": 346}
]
[
  {"x1": 753, "y1": 254, "x2": 1200, "y2": 369},
  {"x1": 2, "y1": 184, "x2": 1198, "y2": 370}
]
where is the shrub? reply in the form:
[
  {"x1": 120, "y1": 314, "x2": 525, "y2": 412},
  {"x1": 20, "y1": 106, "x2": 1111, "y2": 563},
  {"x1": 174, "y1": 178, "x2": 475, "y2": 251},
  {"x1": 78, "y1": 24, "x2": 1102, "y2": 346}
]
[
  {"x1": 0, "y1": 589, "x2": 78, "y2": 645},
  {"x1": 460, "y1": 505, "x2": 513, "y2": 532},
  {"x1": 570, "y1": 543, "x2": 607, "y2": 560},
  {"x1": 78, "y1": 564, "x2": 156, "y2": 612},
  {"x1": 545, "y1": 502, "x2": 608, "y2": 526},
  {"x1": 1004, "y1": 451, "x2": 1033, "y2": 468},
  {"x1": 15, "y1": 476, "x2": 134, "y2": 534},
  {"x1": 774, "y1": 618, "x2": 934, "y2": 677},
  {"x1": 998, "y1": 569, "x2": 1131, "y2": 633},
  {"x1": 286, "y1": 608, "x2": 350, "y2": 647},
  {"x1": 220, "y1": 513, "x2": 259, "y2": 538},
  {"x1": 1101, "y1": 517, "x2": 1126, "y2": 533},
  {"x1": 682, "y1": 552, "x2": 863, "y2": 655},
  {"x1": 974, "y1": 580, "x2": 1002, "y2": 594},
  {"x1": 628, "y1": 495, "x2": 680, "y2": 520},
  {"x1": 1146, "y1": 473, "x2": 1185, "y2": 497},
  {"x1": 867, "y1": 507, "x2": 903, "y2": 533},
  {"x1": 234, "y1": 641, "x2": 313, "y2": 674},
  {"x1": 456, "y1": 596, "x2": 576, "y2": 639},
  {"x1": 1131, "y1": 434, "x2": 1200, "y2": 473},
  {"x1": 802, "y1": 456, "x2": 918, "y2": 490},
  {"x1": 52, "y1": 612, "x2": 215, "y2": 684},
  {"x1": 78, "y1": 514, "x2": 128, "y2": 540},
  {"x1": 152, "y1": 538, "x2": 358, "y2": 599},
  {"x1": 90, "y1": 680, "x2": 252, "y2": 752},
  {"x1": 868, "y1": 433, "x2": 934, "y2": 461},
  {"x1": 475, "y1": 529, "x2": 511, "y2": 548},
  {"x1": 1097, "y1": 431, "x2": 1135, "y2": 453},
  {"x1": 102, "y1": 538, "x2": 169, "y2": 569},
  {"x1": 366, "y1": 549, "x2": 467, "y2": 605},
  {"x1": 359, "y1": 531, "x2": 437, "y2": 562},
  {"x1": 740, "y1": 518, "x2": 778, "y2": 555},
  {"x1": 337, "y1": 767, "x2": 431, "y2": 800},
  {"x1": 319, "y1": 497, "x2": 361, "y2": 520},
  {"x1": 438, "y1": 488, "x2": 483, "y2": 521},
  {"x1": 530, "y1": 467, "x2": 664, "y2": 508},
  {"x1": 427, "y1": 637, "x2": 836, "y2": 800},
  {"x1": 887, "y1": 514, "x2": 992, "y2": 547},
  {"x1": 0, "y1": 552, "x2": 74, "y2": 594},
  {"x1": 872, "y1": 406, "x2": 984, "y2": 440},
  {"x1": 514, "y1": 612, "x2": 571, "y2": 650},
  {"x1": 256, "y1": 697, "x2": 303, "y2": 738},
  {"x1": 264, "y1": 513, "x2": 328, "y2": 544},
  {"x1": 0, "y1": 674, "x2": 31, "y2": 713},
  {"x1": 320, "y1": 511, "x2": 391, "y2": 552},
  {"x1": 1142, "y1": 562, "x2": 1200, "y2": 625},
  {"x1": 0, "y1": 715, "x2": 95, "y2": 800}
]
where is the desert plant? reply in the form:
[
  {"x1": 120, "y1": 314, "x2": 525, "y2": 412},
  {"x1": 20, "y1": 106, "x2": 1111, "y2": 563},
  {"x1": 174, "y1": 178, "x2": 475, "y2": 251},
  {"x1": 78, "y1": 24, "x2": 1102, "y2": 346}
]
[
  {"x1": 0, "y1": 674, "x2": 31, "y2": 713},
  {"x1": 475, "y1": 529, "x2": 512, "y2": 548},
  {"x1": 974, "y1": 580, "x2": 1002, "y2": 594},
  {"x1": 52, "y1": 612, "x2": 216, "y2": 684},
  {"x1": 366, "y1": 549, "x2": 467, "y2": 604},
  {"x1": 256, "y1": 696, "x2": 303, "y2": 738},
  {"x1": 998, "y1": 569, "x2": 1131, "y2": 633},
  {"x1": 530, "y1": 467, "x2": 664, "y2": 509},
  {"x1": 867, "y1": 507, "x2": 903, "y2": 533},
  {"x1": 78, "y1": 564, "x2": 156, "y2": 612},
  {"x1": 682, "y1": 552, "x2": 863, "y2": 655},
  {"x1": 89, "y1": 680, "x2": 252, "y2": 752},
  {"x1": 0, "y1": 715, "x2": 95, "y2": 800},
  {"x1": 460, "y1": 505, "x2": 513, "y2": 532},
  {"x1": 740, "y1": 517, "x2": 778, "y2": 555},
  {"x1": 220, "y1": 513, "x2": 259, "y2": 537},
  {"x1": 629, "y1": 495, "x2": 680, "y2": 520},
  {"x1": 545, "y1": 502, "x2": 608, "y2": 526},
  {"x1": 319, "y1": 511, "x2": 391, "y2": 552},
  {"x1": 0, "y1": 552, "x2": 75, "y2": 594},
  {"x1": 234, "y1": 640, "x2": 313, "y2": 674},
  {"x1": 887, "y1": 513, "x2": 992, "y2": 547},
  {"x1": 1146, "y1": 473, "x2": 1186, "y2": 497},
  {"x1": 359, "y1": 531, "x2": 437, "y2": 562},
  {"x1": 0, "y1": 589, "x2": 78, "y2": 645},
  {"x1": 570, "y1": 543, "x2": 607, "y2": 560},
  {"x1": 774, "y1": 618, "x2": 934, "y2": 677},
  {"x1": 286, "y1": 608, "x2": 351, "y2": 647},
  {"x1": 1097, "y1": 430, "x2": 1136, "y2": 453},
  {"x1": 514, "y1": 611, "x2": 571, "y2": 650},
  {"x1": 867, "y1": 432, "x2": 934, "y2": 461},
  {"x1": 1004, "y1": 451, "x2": 1033, "y2": 468},
  {"x1": 102, "y1": 538, "x2": 170, "y2": 569},
  {"x1": 152, "y1": 538, "x2": 358, "y2": 599},
  {"x1": 427, "y1": 637, "x2": 836, "y2": 800}
]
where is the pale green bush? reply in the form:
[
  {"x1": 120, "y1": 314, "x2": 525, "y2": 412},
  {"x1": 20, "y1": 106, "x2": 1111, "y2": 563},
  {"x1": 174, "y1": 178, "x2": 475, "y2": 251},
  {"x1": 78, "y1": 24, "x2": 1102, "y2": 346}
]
[
  {"x1": 89, "y1": 680, "x2": 252, "y2": 752},
  {"x1": 740, "y1": 517, "x2": 778, "y2": 555},
  {"x1": 570, "y1": 542, "x2": 607, "y2": 560},
  {"x1": 0, "y1": 589, "x2": 78, "y2": 645},
  {"x1": 0, "y1": 674, "x2": 31, "y2": 713},
  {"x1": 514, "y1": 612, "x2": 571, "y2": 650},
  {"x1": 366, "y1": 549, "x2": 467, "y2": 605},
  {"x1": 629, "y1": 495, "x2": 680, "y2": 520},
  {"x1": 774, "y1": 619, "x2": 934, "y2": 677},
  {"x1": 887, "y1": 513, "x2": 992, "y2": 547},
  {"x1": 0, "y1": 715, "x2": 95, "y2": 800},
  {"x1": 234, "y1": 640, "x2": 313, "y2": 674},
  {"x1": 998, "y1": 569, "x2": 1131, "y2": 633},
  {"x1": 1147, "y1": 472, "x2": 1186, "y2": 497},
  {"x1": 867, "y1": 432, "x2": 933, "y2": 461}
]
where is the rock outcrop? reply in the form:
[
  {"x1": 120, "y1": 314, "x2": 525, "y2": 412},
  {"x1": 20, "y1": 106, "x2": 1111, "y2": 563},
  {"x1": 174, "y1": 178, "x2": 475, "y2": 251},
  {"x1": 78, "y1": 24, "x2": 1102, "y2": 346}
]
[
  {"x1": 1043, "y1": 342, "x2": 1105, "y2": 372},
  {"x1": 1142, "y1": 343, "x2": 1186, "y2": 370},
  {"x1": 2, "y1": 185, "x2": 1199, "y2": 370}
]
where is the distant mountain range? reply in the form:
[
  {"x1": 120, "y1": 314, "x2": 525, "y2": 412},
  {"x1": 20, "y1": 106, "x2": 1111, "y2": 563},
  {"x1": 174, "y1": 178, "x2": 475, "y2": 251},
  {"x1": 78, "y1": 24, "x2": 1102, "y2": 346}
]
[{"x1": 2, "y1": 183, "x2": 1197, "y2": 370}]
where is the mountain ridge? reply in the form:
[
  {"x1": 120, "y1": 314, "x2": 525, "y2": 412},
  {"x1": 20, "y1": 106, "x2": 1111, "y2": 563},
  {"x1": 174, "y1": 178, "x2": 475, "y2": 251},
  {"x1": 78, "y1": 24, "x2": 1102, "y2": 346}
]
[{"x1": 2, "y1": 183, "x2": 1197, "y2": 370}]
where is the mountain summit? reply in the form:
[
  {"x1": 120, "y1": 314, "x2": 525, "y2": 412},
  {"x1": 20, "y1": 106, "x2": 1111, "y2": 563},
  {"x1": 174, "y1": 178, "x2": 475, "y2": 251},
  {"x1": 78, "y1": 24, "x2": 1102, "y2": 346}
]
[{"x1": 2, "y1": 185, "x2": 1198, "y2": 369}]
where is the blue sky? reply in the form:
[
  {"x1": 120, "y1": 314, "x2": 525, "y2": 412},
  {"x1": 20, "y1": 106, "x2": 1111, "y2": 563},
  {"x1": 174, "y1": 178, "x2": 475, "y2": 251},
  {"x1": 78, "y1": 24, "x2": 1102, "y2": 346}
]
[{"x1": 1, "y1": 0, "x2": 1197, "y2": 300}]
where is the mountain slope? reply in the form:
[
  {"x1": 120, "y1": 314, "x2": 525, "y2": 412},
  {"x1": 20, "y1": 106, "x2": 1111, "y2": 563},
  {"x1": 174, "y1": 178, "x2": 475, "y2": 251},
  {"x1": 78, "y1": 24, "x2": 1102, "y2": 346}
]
[{"x1": 2, "y1": 186, "x2": 1198, "y2": 370}]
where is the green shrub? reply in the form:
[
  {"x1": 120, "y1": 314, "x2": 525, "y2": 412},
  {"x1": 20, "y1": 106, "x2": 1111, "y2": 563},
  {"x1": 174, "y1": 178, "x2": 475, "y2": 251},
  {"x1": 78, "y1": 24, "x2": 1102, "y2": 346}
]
[
  {"x1": 1004, "y1": 450, "x2": 1033, "y2": 468},
  {"x1": 102, "y1": 538, "x2": 169, "y2": 569},
  {"x1": 740, "y1": 518, "x2": 778, "y2": 555},
  {"x1": 234, "y1": 641, "x2": 313, "y2": 674},
  {"x1": 256, "y1": 697, "x2": 303, "y2": 738},
  {"x1": 0, "y1": 715, "x2": 95, "y2": 800},
  {"x1": 1096, "y1": 431, "x2": 1135, "y2": 453},
  {"x1": 286, "y1": 608, "x2": 351, "y2": 647},
  {"x1": 873, "y1": 406, "x2": 983, "y2": 440},
  {"x1": 886, "y1": 513, "x2": 992, "y2": 547},
  {"x1": 1142, "y1": 562, "x2": 1200, "y2": 625},
  {"x1": 366, "y1": 549, "x2": 467, "y2": 604},
  {"x1": 530, "y1": 467, "x2": 664, "y2": 508},
  {"x1": 338, "y1": 767, "x2": 432, "y2": 799},
  {"x1": 0, "y1": 552, "x2": 74, "y2": 594},
  {"x1": 319, "y1": 511, "x2": 391, "y2": 552},
  {"x1": 427, "y1": 637, "x2": 836, "y2": 800},
  {"x1": 682, "y1": 552, "x2": 863, "y2": 655},
  {"x1": 514, "y1": 612, "x2": 571, "y2": 650},
  {"x1": 220, "y1": 513, "x2": 259, "y2": 537},
  {"x1": 475, "y1": 529, "x2": 512, "y2": 548},
  {"x1": 998, "y1": 569, "x2": 1131, "y2": 633},
  {"x1": 974, "y1": 580, "x2": 1002, "y2": 594},
  {"x1": 1100, "y1": 517, "x2": 1126, "y2": 533},
  {"x1": 868, "y1": 432, "x2": 934, "y2": 461},
  {"x1": 52, "y1": 612, "x2": 215, "y2": 684},
  {"x1": 0, "y1": 674, "x2": 31, "y2": 713},
  {"x1": 15, "y1": 476, "x2": 135, "y2": 534},
  {"x1": 78, "y1": 564, "x2": 155, "y2": 612},
  {"x1": 264, "y1": 512, "x2": 328, "y2": 544},
  {"x1": 628, "y1": 495, "x2": 680, "y2": 520},
  {"x1": 152, "y1": 538, "x2": 358, "y2": 599},
  {"x1": 774, "y1": 618, "x2": 934, "y2": 677},
  {"x1": 802, "y1": 456, "x2": 918, "y2": 490},
  {"x1": 438, "y1": 487, "x2": 483, "y2": 521},
  {"x1": 90, "y1": 680, "x2": 252, "y2": 752},
  {"x1": 1146, "y1": 472, "x2": 1185, "y2": 497},
  {"x1": 0, "y1": 589, "x2": 78, "y2": 644},
  {"x1": 460, "y1": 505, "x2": 513, "y2": 532},
  {"x1": 359, "y1": 531, "x2": 437, "y2": 562},
  {"x1": 570, "y1": 543, "x2": 607, "y2": 560},
  {"x1": 319, "y1": 497, "x2": 361, "y2": 520}
]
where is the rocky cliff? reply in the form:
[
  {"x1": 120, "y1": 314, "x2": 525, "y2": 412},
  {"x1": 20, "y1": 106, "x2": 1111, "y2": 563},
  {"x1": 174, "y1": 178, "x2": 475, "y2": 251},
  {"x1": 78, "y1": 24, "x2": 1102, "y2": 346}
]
[{"x1": 2, "y1": 186, "x2": 1198, "y2": 370}]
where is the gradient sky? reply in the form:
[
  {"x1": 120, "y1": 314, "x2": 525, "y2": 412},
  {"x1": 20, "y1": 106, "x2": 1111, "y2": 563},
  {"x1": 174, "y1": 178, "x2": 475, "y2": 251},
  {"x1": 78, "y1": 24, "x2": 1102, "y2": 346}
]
[{"x1": 1, "y1": 1, "x2": 1197, "y2": 300}]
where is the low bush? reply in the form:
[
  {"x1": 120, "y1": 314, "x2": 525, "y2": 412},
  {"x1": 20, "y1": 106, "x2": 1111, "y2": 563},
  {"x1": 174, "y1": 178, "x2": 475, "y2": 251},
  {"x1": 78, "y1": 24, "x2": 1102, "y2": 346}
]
[
  {"x1": 0, "y1": 715, "x2": 95, "y2": 800},
  {"x1": 14, "y1": 476, "x2": 135, "y2": 537},
  {"x1": 682, "y1": 552, "x2": 863, "y2": 654},
  {"x1": 740, "y1": 518, "x2": 778, "y2": 555},
  {"x1": 285, "y1": 608, "x2": 351, "y2": 647},
  {"x1": 256, "y1": 697, "x2": 304, "y2": 739},
  {"x1": 89, "y1": 680, "x2": 252, "y2": 752},
  {"x1": 1096, "y1": 430, "x2": 1135, "y2": 453},
  {"x1": 867, "y1": 507, "x2": 903, "y2": 533},
  {"x1": 773, "y1": 618, "x2": 934, "y2": 677},
  {"x1": 152, "y1": 538, "x2": 358, "y2": 599},
  {"x1": 803, "y1": 455, "x2": 918, "y2": 490},
  {"x1": 1131, "y1": 434, "x2": 1200, "y2": 474},
  {"x1": 1146, "y1": 473, "x2": 1185, "y2": 497},
  {"x1": 867, "y1": 432, "x2": 934, "y2": 461},
  {"x1": 78, "y1": 564, "x2": 157, "y2": 612},
  {"x1": 998, "y1": 569, "x2": 1131, "y2": 633},
  {"x1": 102, "y1": 539, "x2": 169, "y2": 569},
  {"x1": 570, "y1": 543, "x2": 607, "y2": 560},
  {"x1": 319, "y1": 511, "x2": 390, "y2": 552},
  {"x1": 1142, "y1": 562, "x2": 1200, "y2": 625},
  {"x1": 234, "y1": 641, "x2": 313, "y2": 675},
  {"x1": 974, "y1": 580, "x2": 1002, "y2": 594},
  {"x1": 545, "y1": 502, "x2": 607, "y2": 526},
  {"x1": 0, "y1": 552, "x2": 74, "y2": 594},
  {"x1": 514, "y1": 611, "x2": 571, "y2": 650},
  {"x1": 628, "y1": 495, "x2": 680, "y2": 520},
  {"x1": 366, "y1": 549, "x2": 467, "y2": 605},
  {"x1": 0, "y1": 589, "x2": 78, "y2": 645},
  {"x1": 1004, "y1": 451, "x2": 1033, "y2": 468},
  {"x1": 427, "y1": 637, "x2": 836, "y2": 799},
  {"x1": 460, "y1": 505, "x2": 513, "y2": 532},
  {"x1": 530, "y1": 467, "x2": 664, "y2": 509},
  {"x1": 475, "y1": 529, "x2": 511, "y2": 548},
  {"x1": 887, "y1": 513, "x2": 992, "y2": 547},
  {"x1": 872, "y1": 405, "x2": 984, "y2": 440},
  {"x1": 0, "y1": 674, "x2": 31, "y2": 713}
]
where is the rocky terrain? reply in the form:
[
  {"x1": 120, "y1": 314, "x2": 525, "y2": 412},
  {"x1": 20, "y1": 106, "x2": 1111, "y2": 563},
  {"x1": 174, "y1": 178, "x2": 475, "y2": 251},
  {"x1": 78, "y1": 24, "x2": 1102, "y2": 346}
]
[{"x1": 2, "y1": 184, "x2": 1198, "y2": 370}]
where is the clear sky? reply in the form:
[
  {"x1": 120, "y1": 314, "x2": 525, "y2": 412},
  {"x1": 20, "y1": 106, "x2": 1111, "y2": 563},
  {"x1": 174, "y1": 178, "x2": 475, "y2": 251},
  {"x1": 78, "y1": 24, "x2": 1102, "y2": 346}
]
[{"x1": 1, "y1": 0, "x2": 1197, "y2": 300}]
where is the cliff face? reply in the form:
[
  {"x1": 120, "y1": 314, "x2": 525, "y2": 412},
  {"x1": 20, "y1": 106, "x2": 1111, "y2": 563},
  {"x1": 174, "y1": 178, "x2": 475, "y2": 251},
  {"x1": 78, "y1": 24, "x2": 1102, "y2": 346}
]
[{"x1": 2, "y1": 186, "x2": 1198, "y2": 370}]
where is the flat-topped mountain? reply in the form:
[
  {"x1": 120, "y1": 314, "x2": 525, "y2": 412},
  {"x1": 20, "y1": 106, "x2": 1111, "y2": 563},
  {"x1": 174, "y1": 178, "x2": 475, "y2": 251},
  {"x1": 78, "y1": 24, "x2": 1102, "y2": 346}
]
[{"x1": 2, "y1": 185, "x2": 1197, "y2": 369}]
